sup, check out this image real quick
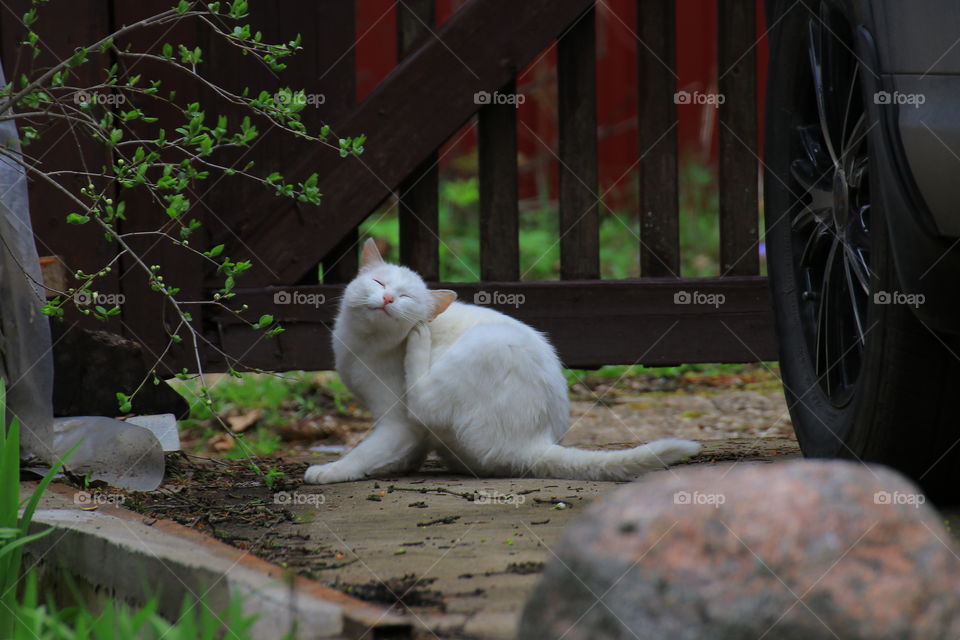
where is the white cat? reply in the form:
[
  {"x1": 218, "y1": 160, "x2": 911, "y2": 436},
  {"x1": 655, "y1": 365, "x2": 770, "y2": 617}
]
[{"x1": 303, "y1": 239, "x2": 701, "y2": 484}]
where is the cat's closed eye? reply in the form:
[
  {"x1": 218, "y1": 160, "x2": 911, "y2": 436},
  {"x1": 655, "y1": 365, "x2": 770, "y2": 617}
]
[{"x1": 372, "y1": 279, "x2": 385, "y2": 287}]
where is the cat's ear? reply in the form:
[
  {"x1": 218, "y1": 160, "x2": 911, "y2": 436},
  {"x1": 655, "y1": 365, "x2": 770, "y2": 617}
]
[
  {"x1": 429, "y1": 289, "x2": 457, "y2": 319},
  {"x1": 360, "y1": 238, "x2": 384, "y2": 270}
]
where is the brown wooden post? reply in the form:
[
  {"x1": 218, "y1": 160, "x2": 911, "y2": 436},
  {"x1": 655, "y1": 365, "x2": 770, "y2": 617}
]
[
  {"x1": 397, "y1": 0, "x2": 440, "y2": 280},
  {"x1": 718, "y1": 0, "x2": 759, "y2": 275},
  {"x1": 478, "y1": 78, "x2": 520, "y2": 282},
  {"x1": 110, "y1": 2, "x2": 204, "y2": 370},
  {"x1": 319, "y1": 1, "x2": 361, "y2": 283},
  {"x1": 638, "y1": 0, "x2": 680, "y2": 277},
  {"x1": 558, "y1": 6, "x2": 600, "y2": 280}
]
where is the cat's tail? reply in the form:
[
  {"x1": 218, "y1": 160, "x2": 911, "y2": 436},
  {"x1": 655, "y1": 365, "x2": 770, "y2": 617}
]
[{"x1": 523, "y1": 439, "x2": 701, "y2": 481}]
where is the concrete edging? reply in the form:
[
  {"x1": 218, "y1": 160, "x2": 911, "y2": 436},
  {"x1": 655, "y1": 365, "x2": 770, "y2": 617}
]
[{"x1": 21, "y1": 482, "x2": 412, "y2": 640}]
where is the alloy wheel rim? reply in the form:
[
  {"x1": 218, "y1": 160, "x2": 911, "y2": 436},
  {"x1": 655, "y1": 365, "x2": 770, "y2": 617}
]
[{"x1": 789, "y1": 3, "x2": 872, "y2": 406}]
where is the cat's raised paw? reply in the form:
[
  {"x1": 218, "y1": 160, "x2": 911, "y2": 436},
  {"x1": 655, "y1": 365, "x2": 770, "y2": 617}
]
[{"x1": 408, "y1": 321, "x2": 430, "y2": 347}]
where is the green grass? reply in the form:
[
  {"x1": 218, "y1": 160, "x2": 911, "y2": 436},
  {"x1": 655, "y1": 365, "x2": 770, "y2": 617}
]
[
  {"x1": 563, "y1": 362, "x2": 776, "y2": 386},
  {"x1": 356, "y1": 158, "x2": 739, "y2": 282},
  {"x1": 1, "y1": 382, "x2": 70, "y2": 639},
  {"x1": 8, "y1": 579, "x2": 265, "y2": 640}
]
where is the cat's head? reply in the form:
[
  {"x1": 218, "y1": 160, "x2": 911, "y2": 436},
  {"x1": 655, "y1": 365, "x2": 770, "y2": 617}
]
[{"x1": 341, "y1": 238, "x2": 457, "y2": 329}]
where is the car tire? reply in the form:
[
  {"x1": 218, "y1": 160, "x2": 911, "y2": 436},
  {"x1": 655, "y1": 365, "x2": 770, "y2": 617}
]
[{"x1": 765, "y1": 0, "x2": 960, "y2": 500}]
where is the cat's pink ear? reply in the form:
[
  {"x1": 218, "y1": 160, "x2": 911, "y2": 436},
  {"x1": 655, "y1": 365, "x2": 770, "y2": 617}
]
[
  {"x1": 361, "y1": 238, "x2": 384, "y2": 270},
  {"x1": 430, "y1": 290, "x2": 457, "y2": 319}
]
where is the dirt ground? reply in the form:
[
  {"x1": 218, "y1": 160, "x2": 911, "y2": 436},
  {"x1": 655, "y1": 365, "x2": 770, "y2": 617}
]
[{"x1": 117, "y1": 366, "x2": 800, "y2": 639}]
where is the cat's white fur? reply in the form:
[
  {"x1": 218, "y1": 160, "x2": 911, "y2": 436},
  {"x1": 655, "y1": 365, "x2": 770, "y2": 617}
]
[{"x1": 303, "y1": 239, "x2": 701, "y2": 484}]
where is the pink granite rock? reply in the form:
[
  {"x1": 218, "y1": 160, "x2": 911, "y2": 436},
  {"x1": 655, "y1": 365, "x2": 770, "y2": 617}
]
[{"x1": 518, "y1": 460, "x2": 960, "y2": 639}]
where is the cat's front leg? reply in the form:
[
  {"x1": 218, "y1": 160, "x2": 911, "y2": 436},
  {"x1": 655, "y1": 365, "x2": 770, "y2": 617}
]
[
  {"x1": 303, "y1": 461, "x2": 362, "y2": 485},
  {"x1": 303, "y1": 413, "x2": 428, "y2": 484}
]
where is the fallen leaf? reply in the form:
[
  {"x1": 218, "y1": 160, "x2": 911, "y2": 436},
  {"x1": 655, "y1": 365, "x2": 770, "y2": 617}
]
[
  {"x1": 208, "y1": 433, "x2": 235, "y2": 452},
  {"x1": 226, "y1": 409, "x2": 262, "y2": 433}
]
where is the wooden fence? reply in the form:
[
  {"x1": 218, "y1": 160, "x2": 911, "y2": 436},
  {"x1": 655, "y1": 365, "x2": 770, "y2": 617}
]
[{"x1": 1, "y1": 0, "x2": 775, "y2": 373}]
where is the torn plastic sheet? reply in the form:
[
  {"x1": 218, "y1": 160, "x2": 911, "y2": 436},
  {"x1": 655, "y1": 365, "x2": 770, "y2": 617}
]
[{"x1": 0, "y1": 64, "x2": 163, "y2": 491}]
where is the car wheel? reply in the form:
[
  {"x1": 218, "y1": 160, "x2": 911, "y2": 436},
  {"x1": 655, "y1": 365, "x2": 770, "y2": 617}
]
[{"x1": 765, "y1": 0, "x2": 960, "y2": 500}]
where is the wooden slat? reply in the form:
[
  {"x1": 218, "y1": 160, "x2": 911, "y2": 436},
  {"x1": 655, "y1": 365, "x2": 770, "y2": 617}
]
[
  {"x1": 111, "y1": 1, "x2": 204, "y2": 372},
  {"x1": 207, "y1": 277, "x2": 776, "y2": 371},
  {"x1": 186, "y1": 1, "x2": 356, "y2": 286},
  {"x1": 397, "y1": 0, "x2": 434, "y2": 55},
  {"x1": 236, "y1": 0, "x2": 595, "y2": 287},
  {"x1": 558, "y1": 6, "x2": 599, "y2": 280},
  {"x1": 638, "y1": 0, "x2": 680, "y2": 277},
  {"x1": 319, "y1": 1, "x2": 361, "y2": 283},
  {"x1": 478, "y1": 79, "x2": 519, "y2": 281},
  {"x1": 321, "y1": 229, "x2": 359, "y2": 284},
  {"x1": 397, "y1": 0, "x2": 440, "y2": 280},
  {"x1": 718, "y1": 0, "x2": 759, "y2": 276},
  {"x1": 398, "y1": 158, "x2": 440, "y2": 280}
]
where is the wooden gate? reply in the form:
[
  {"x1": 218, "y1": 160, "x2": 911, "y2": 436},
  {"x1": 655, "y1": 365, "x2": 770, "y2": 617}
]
[{"x1": 1, "y1": 0, "x2": 775, "y2": 373}]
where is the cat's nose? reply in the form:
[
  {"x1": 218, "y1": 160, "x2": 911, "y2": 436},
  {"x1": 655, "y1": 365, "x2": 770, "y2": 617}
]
[{"x1": 382, "y1": 293, "x2": 394, "y2": 305}]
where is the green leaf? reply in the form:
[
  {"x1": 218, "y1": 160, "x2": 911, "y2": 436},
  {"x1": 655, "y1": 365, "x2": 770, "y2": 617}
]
[
  {"x1": 41, "y1": 299, "x2": 64, "y2": 318},
  {"x1": 203, "y1": 244, "x2": 224, "y2": 257},
  {"x1": 66, "y1": 213, "x2": 90, "y2": 225},
  {"x1": 116, "y1": 392, "x2": 132, "y2": 414},
  {"x1": 67, "y1": 47, "x2": 88, "y2": 68},
  {"x1": 198, "y1": 134, "x2": 213, "y2": 156},
  {"x1": 228, "y1": 0, "x2": 248, "y2": 18}
]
